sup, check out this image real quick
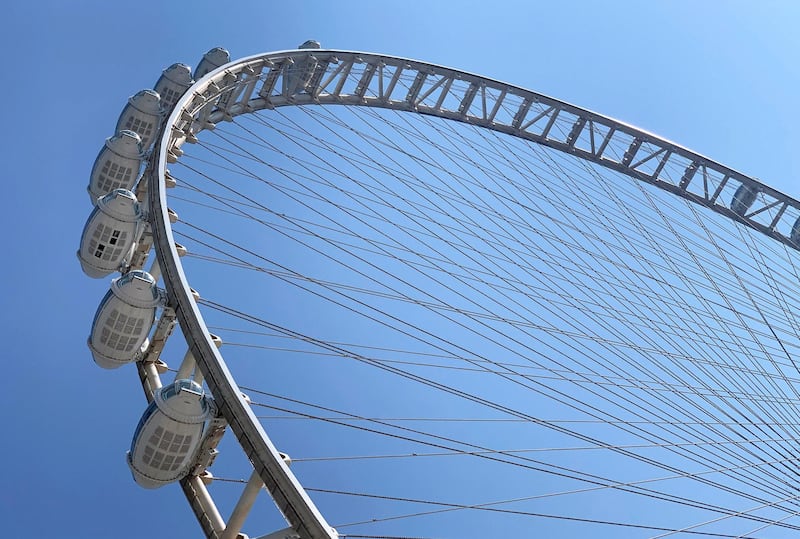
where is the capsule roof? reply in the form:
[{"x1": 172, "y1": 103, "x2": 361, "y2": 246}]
[
  {"x1": 155, "y1": 379, "x2": 212, "y2": 423},
  {"x1": 107, "y1": 130, "x2": 142, "y2": 157},
  {"x1": 299, "y1": 39, "x2": 321, "y2": 49},
  {"x1": 127, "y1": 89, "x2": 161, "y2": 115},
  {"x1": 194, "y1": 47, "x2": 230, "y2": 79},
  {"x1": 87, "y1": 136, "x2": 144, "y2": 204},
  {"x1": 111, "y1": 270, "x2": 160, "y2": 308},
  {"x1": 154, "y1": 64, "x2": 194, "y2": 113},
  {"x1": 159, "y1": 63, "x2": 193, "y2": 86},
  {"x1": 95, "y1": 189, "x2": 140, "y2": 221},
  {"x1": 115, "y1": 90, "x2": 162, "y2": 150}
]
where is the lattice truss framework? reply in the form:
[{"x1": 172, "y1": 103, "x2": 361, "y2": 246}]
[
  {"x1": 139, "y1": 48, "x2": 800, "y2": 539},
  {"x1": 166, "y1": 49, "x2": 800, "y2": 252}
]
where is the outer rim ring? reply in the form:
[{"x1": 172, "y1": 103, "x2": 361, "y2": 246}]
[
  {"x1": 149, "y1": 68, "x2": 340, "y2": 539},
  {"x1": 148, "y1": 47, "x2": 800, "y2": 539}
]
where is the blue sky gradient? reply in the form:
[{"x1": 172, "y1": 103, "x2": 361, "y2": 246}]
[{"x1": 3, "y1": 1, "x2": 800, "y2": 537}]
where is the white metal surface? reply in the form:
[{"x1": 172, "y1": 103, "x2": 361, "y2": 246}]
[
  {"x1": 78, "y1": 188, "x2": 142, "y2": 278},
  {"x1": 87, "y1": 130, "x2": 142, "y2": 202},
  {"x1": 155, "y1": 63, "x2": 194, "y2": 112},
  {"x1": 162, "y1": 48, "x2": 800, "y2": 253},
  {"x1": 82, "y1": 44, "x2": 800, "y2": 539},
  {"x1": 145, "y1": 45, "x2": 800, "y2": 539},
  {"x1": 88, "y1": 270, "x2": 159, "y2": 368},
  {"x1": 128, "y1": 379, "x2": 214, "y2": 488},
  {"x1": 115, "y1": 89, "x2": 161, "y2": 150}
]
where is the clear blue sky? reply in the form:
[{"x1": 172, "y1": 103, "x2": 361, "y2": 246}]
[{"x1": 3, "y1": 1, "x2": 800, "y2": 538}]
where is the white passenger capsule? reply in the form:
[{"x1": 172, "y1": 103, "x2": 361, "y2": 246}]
[
  {"x1": 115, "y1": 89, "x2": 161, "y2": 150},
  {"x1": 78, "y1": 189, "x2": 142, "y2": 278},
  {"x1": 127, "y1": 379, "x2": 214, "y2": 489},
  {"x1": 87, "y1": 130, "x2": 143, "y2": 203},
  {"x1": 791, "y1": 215, "x2": 800, "y2": 245},
  {"x1": 299, "y1": 39, "x2": 321, "y2": 49},
  {"x1": 287, "y1": 40, "x2": 321, "y2": 95},
  {"x1": 731, "y1": 183, "x2": 759, "y2": 216},
  {"x1": 194, "y1": 47, "x2": 230, "y2": 79},
  {"x1": 88, "y1": 270, "x2": 160, "y2": 369},
  {"x1": 155, "y1": 63, "x2": 194, "y2": 113}
]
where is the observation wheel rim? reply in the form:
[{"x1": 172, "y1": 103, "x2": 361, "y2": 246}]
[{"x1": 148, "y1": 46, "x2": 800, "y2": 539}]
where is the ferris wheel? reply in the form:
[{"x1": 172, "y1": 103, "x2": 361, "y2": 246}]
[{"x1": 78, "y1": 42, "x2": 800, "y2": 539}]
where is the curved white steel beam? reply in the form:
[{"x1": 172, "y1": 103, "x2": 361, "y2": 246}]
[{"x1": 149, "y1": 47, "x2": 800, "y2": 539}]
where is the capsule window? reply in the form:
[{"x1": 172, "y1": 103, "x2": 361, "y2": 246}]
[
  {"x1": 162, "y1": 384, "x2": 179, "y2": 400},
  {"x1": 142, "y1": 424, "x2": 195, "y2": 473},
  {"x1": 142, "y1": 444, "x2": 155, "y2": 465},
  {"x1": 89, "y1": 224, "x2": 129, "y2": 262},
  {"x1": 161, "y1": 454, "x2": 176, "y2": 471},
  {"x1": 99, "y1": 327, "x2": 110, "y2": 346},
  {"x1": 169, "y1": 434, "x2": 185, "y2": 452},
  {"x1": 159, "y1": 430, "x2": 174, "y2": 450},
  {"x1": 107, "y1": 334, "x2": 125, "y2": 352},
  {"x1": 160, "y1": 87, "x2": 181, "y2": 109},
  {"x1": 100, "y1": 310, "x2": 147, "y2": 353},
  {"x1": 101, "y1": 328, "x2": 123, "y2": 351},
  {"x1": 113, "y1": 312, "x2": 127, "y2": 331},
  {"x1": 162, "y1": 379, "x2": 203, "y2": 400},
  {"x1": 149, "y1": 426, "x2": 164, "y2": 445},
  {"x1": 151, "y1": 450, "x2": 166, "y2": 469},
  {"x1": 98, "y1": 160, "x2": 133, "y2": 194},
  {"x1": 123, "y1": 117, "x2": 154, "y2": 144}
]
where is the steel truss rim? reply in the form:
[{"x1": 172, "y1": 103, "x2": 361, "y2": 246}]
[{"x1": 148, "y1": 47, "x2": 800, "y2": 539}]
